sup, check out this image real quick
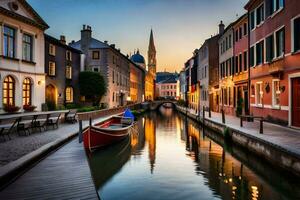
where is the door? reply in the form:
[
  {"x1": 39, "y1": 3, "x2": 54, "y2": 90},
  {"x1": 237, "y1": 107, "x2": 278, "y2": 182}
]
[
  {"x1": 292, "y1": 78, "x2": 300, "y2": 127},
  {"x1": 46, "y1": 84, "x2": 56, "y2": 110},
  {"x1": 244, "y1": 90, "x2": 249, "y2": 115}
]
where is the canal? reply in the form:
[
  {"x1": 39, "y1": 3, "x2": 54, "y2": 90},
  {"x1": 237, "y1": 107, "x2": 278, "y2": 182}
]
[{"x1": 87, "y1": 107, "x2": 300, "y2": 200}]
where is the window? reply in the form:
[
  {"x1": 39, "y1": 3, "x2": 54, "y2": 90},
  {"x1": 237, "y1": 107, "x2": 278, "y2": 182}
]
[
  {"x1": 272, "y1": 80, "x2": 280, "y2": 107},
  {"x1": 112, "y1": 92, "x2": 115, "y2": 102},
  {"x1": 235, "y1": 56, "x2": 239, "y2": 74},
  {"x1": 22, "y1": 34, "x2": 33, "y2": 61},
  {"x1": 223, "y1": 40, "x2": 225, "y2": 52},
  {"x1": 255, "y1": 82, "x2": 263, "y2": 105},
  {"x1": 226, "y1": 37, "x2": 228, "y2": 50},
  {"x1": 235, "y1": 30, "x2": 239, "y2": 42},
  {"x1": 23, "y1": 78, "x2": 32, "y2": 106},
  {"x1": 293, "y1": 17, "x2": 300, "y2": 52},
  {"x1": 265, "y1": 35, "x2": 274, "y2": 63},
  {"x1": 272, "y1": 0, "x2": 284, "y2": 13},
  {"x1": 244, "y1": 23, "x2": 248, "y2": 35},
  {"x1": 239, "y1": 27, "x2": 242, "y2": 39},
  {"x1": 113, "y1": 70, "x2": 115, "y2": 83},
  {"x1": 3, "y1": 26, "x2": 15, "y2": 58},
  {"x1": 256, "y1": 41, "x2": 264, "y2": 65},
  {"x1": 276, "y1": 28, "x2": 285, "y2": 57},
  {"x1": 66, "y1": 66, "x2": 72, "y2": 79},
  {"x1": 243, "y1": 51, "x2": 248, "y2": 71},
  {"x1": 65, "y1": 87, "x2": 73, "y2": 103},
  {"x1": 93, "y1": 67, "x2": 99, "y2": 72},
  {"x1": 256, "y1": 4, "x2": 264, "y2": 25},
  {"x1": 49, "y1": 44, "x2": 55, "y2": 56},
  {"x1": 250, "y1": 11, "x2": 255, "y2": 30},
  {"x1": 239, "y1": 54, "x2": 242, "y2": 72},
  {"x1": 250, "y1": 46, "x2": 255, "y2": 67},
  {"x1": 66, "y1": 51, "x2": 72, "y2": 61},
  {"x1": 49, "y1": 62, "x2": 56, "y2": 76},
  {"x1": 92, "y1": 51, "x2": 100, "y2": 59},
  {"x1": 229, "y1": 35, "x2": 232, "y2": 48},
  {"x1": 3, "y1": 76, "x2": 15, "y2": 106}
]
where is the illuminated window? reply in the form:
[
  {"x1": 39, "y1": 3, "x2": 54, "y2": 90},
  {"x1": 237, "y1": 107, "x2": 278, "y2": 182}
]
[
  {"x1": 272, "y1": 80, "x2": 280, "y2": 107},
  {"x1": 65, "y1": 87, "x2": 73, "y2": 103},
  {"x1": 92, "y1": 51, "x2": 100, "y2": 59},
  {"x1": 49, "y1": 62, "x2": 56, "y2": 76},
  {"x1": 256, "y1": 82, "x2": 263, "y2": 105},
  {"x1": 49, "y1": 44, "x2": 55, "y2": 56},
  {"x1": 66, "y1": 51, "x2": 72, "y2": 61},
  {"x1": 23, "y1": 78, "x2": 32, "y2": 106},
  {"x1": 3, "y1": 76, "x2": 15, "y2": 106},
  {"x1": 66, "y1": 66, "x2": 72, "y2": 79}
]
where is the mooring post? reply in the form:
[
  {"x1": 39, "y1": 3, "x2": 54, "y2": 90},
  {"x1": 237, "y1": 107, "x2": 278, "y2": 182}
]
[
  {"x1": 79, "y1": 120, "x2": 83, "y2": 143},
  {"x1": 89, "y1": 117, "x2": 92, "y2": 126},
  {"x1": 259, "y1": 119, "x2": 263, "y2": 134},
  {"x1": 208, "y1": 107, "x2": 211, "y2": 118},
  {"x1": 202, "y1": 106, "x2": 205, "y2": 123},
  {"x1": 222, "y1": 109, "x2": 225, "y2": 124}
]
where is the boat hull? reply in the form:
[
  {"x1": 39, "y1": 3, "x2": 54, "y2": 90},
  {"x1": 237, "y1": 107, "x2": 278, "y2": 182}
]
[{"x1": 83, "y1": 116, "x2": 133, "y2": 150}]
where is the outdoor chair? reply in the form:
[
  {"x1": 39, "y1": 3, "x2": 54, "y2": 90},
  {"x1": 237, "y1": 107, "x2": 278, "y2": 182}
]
[
  {"x1": 47, "y1": 113, "x2": 61, "y2": 129},
  {"x1": 17, "y1": 116, "x2": 34, "y2": 136},
  {"x1": 0, "y1": 119, "x2": 18, "y2": 141},
  {"x1": 34, "y1": 114, "x2": 48, "y2": 132},
  {"x1": 65, "y1": 109, "x2": 77, "y2": 123}
]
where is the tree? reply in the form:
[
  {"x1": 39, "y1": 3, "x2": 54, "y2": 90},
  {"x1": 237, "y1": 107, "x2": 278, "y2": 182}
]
[{"x1": 79, "y1": 71, "x2": 107, "y2": 106}]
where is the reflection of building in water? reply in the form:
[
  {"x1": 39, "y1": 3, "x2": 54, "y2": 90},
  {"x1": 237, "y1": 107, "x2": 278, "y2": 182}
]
[
  {"x1": 157, "y1": 108, "x2": 177, "y2": 132},
  {"x1": 131, "y1": 118, "x2": 146, "y2": 157},
  {"x1": 180, "y1": 117, "x2": 284, "y2": 200},
  {"x1": 144, "y1": 115, "x2": 156, "y2": 174}
]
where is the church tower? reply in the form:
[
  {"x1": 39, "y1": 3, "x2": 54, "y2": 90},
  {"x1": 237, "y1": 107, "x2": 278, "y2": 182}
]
[{"x1": 148, "y1": 29, "x2": 156, "y2": 79}]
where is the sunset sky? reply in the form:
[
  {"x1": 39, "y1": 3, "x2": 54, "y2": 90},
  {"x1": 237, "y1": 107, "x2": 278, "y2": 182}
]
[{"x1": 28, "y1": 0, "x2": 248, "y2": 72}]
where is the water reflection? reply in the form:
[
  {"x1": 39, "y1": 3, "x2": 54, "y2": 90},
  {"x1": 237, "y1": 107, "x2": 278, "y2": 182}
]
[{"x1": 88, "y1": 108, "x2": 300, "y2": 200}]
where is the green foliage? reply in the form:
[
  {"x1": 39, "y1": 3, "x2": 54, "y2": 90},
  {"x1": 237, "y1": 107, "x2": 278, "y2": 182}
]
[
  {"x1": 236, "y1": 97, "x2": 243, "y2": 117},
  {"x1": 79, "y1": 71, "x2": 107, "y2": 106},
  {"x1": 65, "y1": 103, "x2": 79, "y2": 109},
  {"x1": 77, "y1": 106, "x2": 100, "y2": 113},
  {"x1": 177, "y1": 99, "x2": 187, "y2": 107},
  {"x1": 46, "y1": 101, "x2": 56, "y2": 111},
  {"x1": 56, "y1": 105, "x2": 66, "y2": 111}
]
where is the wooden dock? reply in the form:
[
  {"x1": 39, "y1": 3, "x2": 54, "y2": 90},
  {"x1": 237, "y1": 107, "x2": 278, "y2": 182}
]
[{"x1": 0, "y1": 138, "x2": 99, "y2": 200}]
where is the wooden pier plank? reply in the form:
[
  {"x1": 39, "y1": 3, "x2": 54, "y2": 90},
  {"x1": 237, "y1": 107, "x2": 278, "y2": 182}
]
[{"x1": 0, "y1": 138, "x2": 99, "y2": 200}]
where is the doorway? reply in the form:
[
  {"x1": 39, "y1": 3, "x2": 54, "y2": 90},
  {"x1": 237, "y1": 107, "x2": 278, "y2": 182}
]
[
  {"x1": 244, "y1": 90, "x2": 249, "y2": 115},
  {"x1": 292, "y1": 78, "x2": 300, "y2": 127},
  {"x1": 46, "y1": 84, "x2": 56, "y2": 110}
]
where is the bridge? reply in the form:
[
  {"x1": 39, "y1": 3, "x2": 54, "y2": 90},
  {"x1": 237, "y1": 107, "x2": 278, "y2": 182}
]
[{"x1": 147, "y1": 100, "x2": 177, "y2": 110}]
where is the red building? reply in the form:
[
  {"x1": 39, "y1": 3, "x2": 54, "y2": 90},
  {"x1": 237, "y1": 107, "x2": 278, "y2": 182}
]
[
  {"x1": 245, "y1": 0, "x2": 300, "y2": 127},
  {"x1": 233, "y1": 14, "x2": 249, "y2": 116}
]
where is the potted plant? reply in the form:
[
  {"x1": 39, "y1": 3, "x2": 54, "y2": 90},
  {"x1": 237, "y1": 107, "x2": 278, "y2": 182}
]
[
  {"x1": 23, "y1": 105, "x2": 37, "y2": 112},
  {"x1": 3, "y1": 105, "x2": 20, "y2": 113}
]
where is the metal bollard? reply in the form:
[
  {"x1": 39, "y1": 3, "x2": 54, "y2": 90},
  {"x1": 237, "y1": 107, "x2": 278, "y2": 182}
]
[
  {"x1": 222, "y1": 109, "x2": 225, "y2": 124},
  {"x1": 208, "y1": 107, "x2": 211, "y2": 118}
]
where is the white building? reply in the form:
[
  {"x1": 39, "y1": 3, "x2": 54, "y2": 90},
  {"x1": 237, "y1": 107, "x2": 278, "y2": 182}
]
[
  {"x1": 0, "y1": 0, "x2": 49, "y2": 112},
  {"x1": 179, "y1": 70, "x2": 186, "y2": 100}
]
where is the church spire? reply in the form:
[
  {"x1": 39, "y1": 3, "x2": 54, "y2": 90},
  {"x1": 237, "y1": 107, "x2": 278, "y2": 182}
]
[{"x1": 148, "y1": 29, "x2": 156, "y2": 52}]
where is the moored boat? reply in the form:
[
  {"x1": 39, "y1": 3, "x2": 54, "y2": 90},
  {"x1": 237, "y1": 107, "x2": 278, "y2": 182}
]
[{"x1": 83, "y1": 110, "x2": 134, "y2": 151}]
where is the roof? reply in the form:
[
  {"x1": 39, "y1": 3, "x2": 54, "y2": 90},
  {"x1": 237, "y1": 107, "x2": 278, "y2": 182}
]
[
  {"x1": 130, "y1": 51, "x2": 145, "y2": 64},
  {"x1": 45, "y1": 34, "x2": 82, "y2": 54},
  {"x1": 0, "y1": 0, "x2": 49, "y2": 30},
  {"x1": 69, "y1": 38, "x2": 110, "y2": 50},
  {"x1": 156, "y1": 72, "x2": 178, "y2": 83},
  {"x1": 159, "y1": 76, "x2": 178, "y2": 84}
]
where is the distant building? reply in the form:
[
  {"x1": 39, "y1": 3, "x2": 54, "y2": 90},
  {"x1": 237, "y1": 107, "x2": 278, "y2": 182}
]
[
  {"x1": 44, "y1": 34, "x2": 82, "y2": 110},
  {"x1": 156, "y1": 74, "x2": 179, "y2": 99},
  {"x1": 129, "y1": 57, "x2": 145, "y2": 104},
  {"x1": 70, "y1": 25, "x2": 130, "y2": 108},
  {"x1": 179, "y1": 70, "x2": 186, "y2": 101},
  {"x1": 0, "y1": 0, "x2": 49, "y2": 112}
]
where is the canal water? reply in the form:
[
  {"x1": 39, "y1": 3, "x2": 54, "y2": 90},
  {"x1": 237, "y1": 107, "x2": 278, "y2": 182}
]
[{"x1": 87, "y1": 108, "x2": 300, "y2": 200}]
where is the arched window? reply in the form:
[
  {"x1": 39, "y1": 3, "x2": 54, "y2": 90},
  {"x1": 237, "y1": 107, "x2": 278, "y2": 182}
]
[
  {"x1": 23, "y1": 78, "x2": 32, "y2": 106},
  {"x1": 65, "y1": 87, "x2": 73, "y2": 103},
  {"x1": 3, "y1": 76, "x2": 15, "y2": 106}
]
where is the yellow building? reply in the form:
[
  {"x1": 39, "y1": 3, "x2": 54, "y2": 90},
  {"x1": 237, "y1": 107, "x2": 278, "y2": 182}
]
[{"x1": 145, "y1": 29, "x2": 156, "y2": 101}]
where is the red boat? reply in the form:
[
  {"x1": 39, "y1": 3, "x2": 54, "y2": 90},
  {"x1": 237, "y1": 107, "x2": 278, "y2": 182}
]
[{"x1": 83, "y1": 116, "x2": 134, "y2": 151}]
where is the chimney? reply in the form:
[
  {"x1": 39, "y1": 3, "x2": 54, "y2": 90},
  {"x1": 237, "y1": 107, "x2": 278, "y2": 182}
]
[
  {"x1": 110, "y1": 44, "x2": 115, "y2": 48},
  {"x1": 104, "y1": 40, "x2": 108, "y2": 44},
  {"x1": 219, "y1": 21, "x2": 225, "y2": 35},
  {"x1": 81, "y1": 24, "x2": 92, "y2": 53},
  {"x1": 60, "y1": 35, "x2": 66, "y2": 44}
]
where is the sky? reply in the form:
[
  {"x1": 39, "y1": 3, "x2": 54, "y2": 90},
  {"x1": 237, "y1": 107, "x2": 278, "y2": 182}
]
[{"x1": 28, "y1": 0, "x2": 248, "y2": 72}]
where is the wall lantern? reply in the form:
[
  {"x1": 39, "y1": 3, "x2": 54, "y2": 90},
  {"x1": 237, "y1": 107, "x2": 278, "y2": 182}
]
[{"x1": 38, "y1": 80, "x2": 45, "y2": 85}]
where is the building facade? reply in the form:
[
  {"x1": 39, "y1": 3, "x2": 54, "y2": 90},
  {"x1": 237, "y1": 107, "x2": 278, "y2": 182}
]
[
  {"x1": 129, "y1": 60, "x2": 145, "y2": 104},
  {"x1": 70, "y1": 25, "x2": 130, "y2": 108},
  {"x1": 0, "y1": 0, "x2": 49, "y2": 112},
  {"x1": 219, "y1": 23, "x2": 235, "y2": 115},
  {"x1": 156, "y1": 76, "x2": 178, "y2": 99},
  {"x1": 179, "y1": 70, "x2": 186, "y2": 101},
  {"x1": 245, "y1": 0, "x2": 300, "y2": 127},
  {"x1": 232, "y1": 14, "x2": 249, "y2": 116},
  {"x1": 44, "y1": 34, "x2": 82, "y2": 110}
]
